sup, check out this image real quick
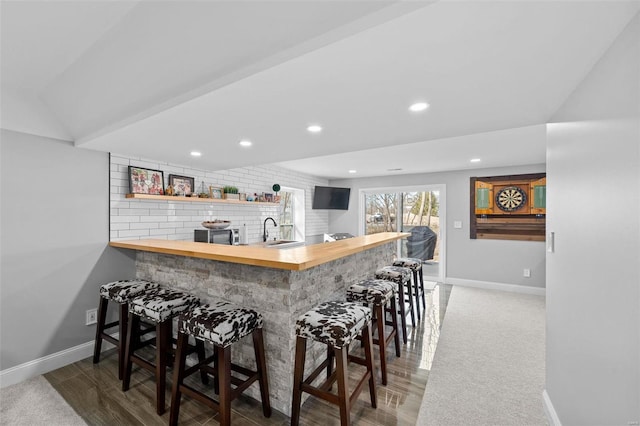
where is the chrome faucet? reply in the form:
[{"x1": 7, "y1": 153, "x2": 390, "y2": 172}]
[{"x1": 263, "y1": 217, "x2": 277, "y2": 242}]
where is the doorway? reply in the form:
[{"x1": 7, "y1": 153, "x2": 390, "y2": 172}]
[{"x1": 360, "y1": 185, "x2": 445, "y2": 282}]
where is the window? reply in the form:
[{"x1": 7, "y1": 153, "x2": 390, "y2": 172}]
[
  {"x1": 279, "y1": 187, "x2": 305, "y2": 241},
  {"x1": 279, "y1": 191, "x2": 294, "y2": 240},
  {"x1": 361, "y1": 185, "x2": 445, "y2": 281}
]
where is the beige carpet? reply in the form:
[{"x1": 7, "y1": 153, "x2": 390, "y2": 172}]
[
  {"x1": 0, "y1": 375, "x2": 86, "y2": 425},
  {"x1": 417, "y1": 286, "x2": 547, "y2": 426}
]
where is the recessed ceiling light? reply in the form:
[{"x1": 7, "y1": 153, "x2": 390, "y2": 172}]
[
  {"x1": 239, "y1": 140, "x2": 252, "y2": 147},
  {"x1": 307, "y1": 124, "x2": 322, "y2": 133},
  {"x1": 470, "y1": 158, "x2": 481, "y2": 163},
  {"x1": 348, "y1": 170, "x2": 357, "y2": 174},
  {"x1": 387, "y1": 168, "x2": 403, "y2": 171},
  {"x1": 408, "y1": 102, "x2": 429, "y2": 112},
  {"x1": 190, "y1": 151, "x2": 202, "y2": 157}
]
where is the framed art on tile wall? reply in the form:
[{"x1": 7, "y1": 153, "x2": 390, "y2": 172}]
[
  {"x1": 168, "y1": 174, "x2": 195, "y2": 196},
  {"x1": 128, "y1": 166, "x2": 164, "y2": 195},
  {"x1": 209, "y1": 186, "x2": 223, "y2": 199}
]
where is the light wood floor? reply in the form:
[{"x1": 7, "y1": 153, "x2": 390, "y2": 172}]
[{"x1": 45, "y1": 284, "x2": 450, "y2": 425}]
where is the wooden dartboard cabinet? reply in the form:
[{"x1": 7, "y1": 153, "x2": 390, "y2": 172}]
[{"x1": 470, "y1": 173, "x2": 546, "y2": 241}]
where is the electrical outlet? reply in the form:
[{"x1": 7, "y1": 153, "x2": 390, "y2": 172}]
[
  {"x1": 523, "y1": 268, "x2": 531, "y2": 278},
  {"x1": 86, "y1": 308, "x2": 97, "y2": 325}
]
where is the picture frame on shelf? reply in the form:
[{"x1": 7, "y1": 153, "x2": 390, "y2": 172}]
[
  {"x1": 240, "y1": 193, "x2": 247, "y2": 201},
  {"x1": 168, "y1": 174, "x2": 195, "y2": 196},
  {"x1": 264, "y1": 193, "x2": 273, "y2": 202},
  {"x1": 128, "y1": 166, "x2": 164, "y2": 195},
  {"x1": 209, "y1": 186, "x2": 223, "y2": 199}
]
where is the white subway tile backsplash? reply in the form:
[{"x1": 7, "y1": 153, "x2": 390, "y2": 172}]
[
  {"x1": 118, "y1": 229, "x2": 151, "y2": 238},
  {"x1": 112, "y1": 215, "x2": 141, "y2": 223},
  {"x1": 110, "y1": 156, "x2": 329, "y2": 243},
  {"x1": 130, "y1": 222, "x2": 159, "y2": 230},
  {"x1": 110, "y1": 155, "x2": 131, "y2": 166},
  {"x1": 140, "y1": 215, "x2": 169, "y2": 222},
  {"x1": 150, "y1": 228, "x2": 175, "y2": 236},
  {"x1": 110, "y1": 223, "x2": 130, "y2": 231},
  {"x1": 118, "y1": 208, "x2": 151, "y2": 215}
]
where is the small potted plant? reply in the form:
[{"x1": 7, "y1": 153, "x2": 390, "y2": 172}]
[{"x1": 223, "y1": 185, "x2": 240, "y2": 200}]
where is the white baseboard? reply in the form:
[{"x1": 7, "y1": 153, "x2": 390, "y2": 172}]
[
  {"x1": 445, "y1": 277, "x2": 546, "y2": 296},
  {"x1": 543, "y1": 389, "x2": 562, "y2": 426},
  {"x1": 0, "y1": 335, "x2": 117, "y2": 389}
]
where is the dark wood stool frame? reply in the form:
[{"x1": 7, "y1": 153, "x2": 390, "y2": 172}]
[
  {"x1": 377, "y1": 271, "x2": 414, "y2": 344},
  {"x1": 93, "y1": 297, "x2": 154, "y2": 380},
  {"x1": 122, "y1": 312, "x2": 207, "y2": 415},
  {"x1": 291, "y1": 323, "x2": 377, "y2": 426},
  {"x1": 93, "y1": 296, "x2": 128, "y2": 379},
  {"x1": 393, "y1": 260, "x2": 427, "y2": 322},
  {"x1": 169, "y1": 328, "x2": 272, "y2": 426},
  {"x1": 402, "y1": 273, "x2": 417, "y2": 329},
  {"x1": 416, "y1": 266, "x2": 426, "y2": 312},
  {"x1": 359, "y1": 295, "x2": 401, "y2": 385}
]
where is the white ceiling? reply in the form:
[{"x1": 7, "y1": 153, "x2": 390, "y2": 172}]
[{"x1": 2, "y1": 1, "x2": 638, "y2": 179}]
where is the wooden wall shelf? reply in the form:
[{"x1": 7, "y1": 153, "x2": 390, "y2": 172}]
[{"x1": 125, "y1": 193, "x2": 279, "y2": 206}]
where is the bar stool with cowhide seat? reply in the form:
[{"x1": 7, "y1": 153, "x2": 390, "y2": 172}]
[
  {"x1": 291, "y1": 300, "x2": 377, "y2": 426},
  {"x1": 169, "y1": 301, "x2": 271, "y2": 426},
  {"x1": 346, "y1": 278, "x2": 401, "y2": 385},
  {"x1": 122, "y1": 288, "x2": 201, "y2": 415},
  {"x1": 392, "y1": 257, "x2": 426, "y2": 319},
  {"x1": 93, "y1": 279, "x2": 159, "y2": 379},
  {"x1": 375, "y1": 265, "x2": 415, "y2": 344}
]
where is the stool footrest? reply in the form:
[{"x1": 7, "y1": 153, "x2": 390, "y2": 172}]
[
  {"x1": 303, "y1": 358, "x2": 331, "y2": 386},
  {"x1": 183, "y1": 356, "x2": 261, "y2": 402},
  {"x1": 348, "y1": 354, "x2": 366, "y2": 367},
  {"x1": 349, "y1": 371, "x2": 373, "y2": 407},
  {"x1": 130, "y1": 354, "x2": 155, "y2": 373},
  {"x1": 300, "y1": 367, "x2": 372, "y2": 408},
  {"x1": 104, "y1": 320, "x2": 119, "y2": 330},
  {"x1": 179, "y1": 384, "x2": 220, "y2": 411},
  {"x1": 301, "y1": 381, "x2": 340, "y2": 405},
  {"x1": 100, "y1": 333, "x2": 119, "y2": 346}
]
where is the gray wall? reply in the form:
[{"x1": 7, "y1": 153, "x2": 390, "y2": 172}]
[
  {"x1": 0, "y1": 130, "x2": 135, "y2": 371},
  {"x1": 330, "y1": 163, "x2": 546, "y2": 288},
  {"x1": 546, "y1": 14, "x2": 639, "y2": 425}
]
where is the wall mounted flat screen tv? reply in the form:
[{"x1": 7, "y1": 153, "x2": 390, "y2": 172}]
[{"x1": 312, "y1": 186, "x2": 351, "y2": 210}]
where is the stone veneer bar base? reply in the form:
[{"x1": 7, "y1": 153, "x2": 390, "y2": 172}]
[{"x1": 135, "y1": 242, "x2": 395, "y2": 416}]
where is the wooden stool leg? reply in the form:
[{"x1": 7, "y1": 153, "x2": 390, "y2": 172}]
[
  {"x1": 291, "y1": 336, "x2": 307, "y2": 426},
  {"x1": 155, "y1": 320, "x2": 170, "y2": 415},
  {"x1": 375, "y1": 304, "x2": 388, "y2": 385},
  {"x1": 169, "y1": 333, "x2": 188, "y2": 426},
  {"x1": 390, "y1": 295, "x2": 401, "y2": 357},
  {"x1": 213, "y1": 350, "x2": 219, "y2": 395},
  {"x1": 327, "y1": 342, "x2": 334, "y2": 391},
  {"x1": 92, "y1": 296, "x2": 108, "y2": 364},
  {"x1": 117, "y1": 303, "x2": 128, "y2": 380},
  {"x1": 122, "y1": 312, "x2": 138, "y2": 391},
  {"x1": 396, "y1": 281, "x2": 408, "y2": 344},
  {"x1": 406, "y1": 277, "x2": 416, "y2": 327},
  {"x1": 335, "y1": 346, "x2": 350, "y2": 426},
  {"x1": 413, "y1": 270, "x2": 421, "y2": 321},
  {"x1": 419, "y1": 268, "x2": 426, "y2": 309},
  {"x1": 217, "y1": 345, "x2": 232, "y2": 426},
  {"x1": 362, "y1": 324, "x2": 377, "y2": 408},
  {"x1": 195, "y1": 338, "x2": 209, "y2": 385},
  {"x1": 252, "y1": 328, "x2": 272, "y2": 418}
]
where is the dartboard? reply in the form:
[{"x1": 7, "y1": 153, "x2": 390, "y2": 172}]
[{"x1": 496, "y1": 186, "x2": 527, "y2": 212}]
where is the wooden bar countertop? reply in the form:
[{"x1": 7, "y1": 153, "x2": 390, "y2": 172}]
[{"x1": 109, "y1": 232, "x2": 409, "y2": 271}]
